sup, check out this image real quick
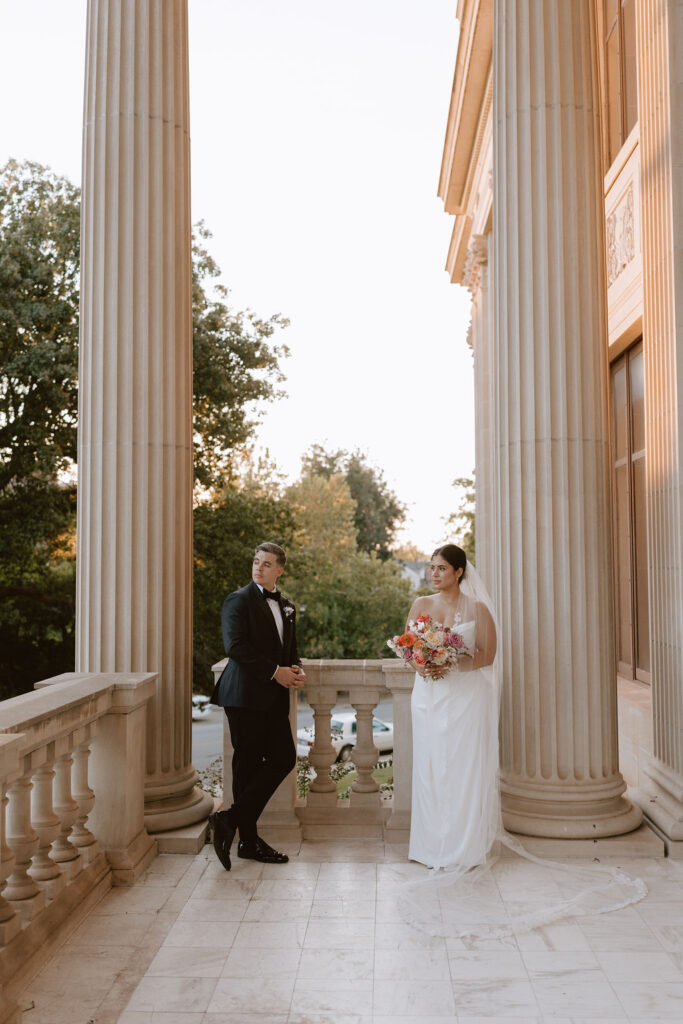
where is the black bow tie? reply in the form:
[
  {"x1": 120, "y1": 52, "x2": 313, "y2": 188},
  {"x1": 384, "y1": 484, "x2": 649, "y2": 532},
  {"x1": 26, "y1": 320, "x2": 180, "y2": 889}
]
[{"x1": 263, "y1": 590, "x2": 280, "y2": 603}]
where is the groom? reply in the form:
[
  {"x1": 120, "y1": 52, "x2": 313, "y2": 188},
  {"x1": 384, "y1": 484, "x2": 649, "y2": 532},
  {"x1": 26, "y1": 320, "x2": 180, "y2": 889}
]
[{"x1": 209, "y1": 542, "x2": 305, "y2": 869}]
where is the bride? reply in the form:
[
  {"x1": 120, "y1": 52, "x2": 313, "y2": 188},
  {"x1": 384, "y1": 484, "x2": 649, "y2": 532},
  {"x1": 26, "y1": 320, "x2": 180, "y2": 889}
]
[
  {"x1": 403, "y1": 543, "x2": 647, "y2": 935},
  {"x1": 407, "y1": 543, "x2": 499, "y2": 870}
]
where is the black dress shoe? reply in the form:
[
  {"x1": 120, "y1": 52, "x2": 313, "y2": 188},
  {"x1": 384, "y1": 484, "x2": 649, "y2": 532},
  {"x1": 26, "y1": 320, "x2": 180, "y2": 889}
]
[
  {"x1": 208, "y1": 812, "x2": 236, "y2": 871},
  {"x1": 237, "y1": 837, "x2": 289, "y2": 864}
]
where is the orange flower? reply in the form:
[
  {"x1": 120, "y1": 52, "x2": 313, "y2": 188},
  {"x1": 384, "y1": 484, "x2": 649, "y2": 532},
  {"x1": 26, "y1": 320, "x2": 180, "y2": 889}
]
[
  {"x1": 413, "y1": 651, "x2": 426, "y2": 666},
  {"x1": 397, "y1": 632, "x2": 417, "y2": 647}
]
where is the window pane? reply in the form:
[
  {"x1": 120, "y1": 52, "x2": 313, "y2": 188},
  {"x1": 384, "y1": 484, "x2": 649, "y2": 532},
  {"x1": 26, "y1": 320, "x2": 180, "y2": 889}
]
[
  {"x1": 614, "y1": 463, "x2": 633, "y2": 669},
  {"x1": 630, "y1": 346, "x2": 645, "y2": 453},
  {"x1": 632, "y1": 456, "x2": 650, "y2": 673},
  {"x1": 605, "y1": 21, "x2": 622, "y2": 163},
  {"x1": 612, "y1": 361, "x2": 628, "y2": 462},
  {"x1": 622, "y1": 0, "x2": 638, "y2": 136}
]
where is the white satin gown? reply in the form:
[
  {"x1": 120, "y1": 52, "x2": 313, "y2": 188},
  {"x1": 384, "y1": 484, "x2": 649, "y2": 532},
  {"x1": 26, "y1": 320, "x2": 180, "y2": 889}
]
[{"x1": 409, "y1": 618, "x2": 500, "y2": 870}]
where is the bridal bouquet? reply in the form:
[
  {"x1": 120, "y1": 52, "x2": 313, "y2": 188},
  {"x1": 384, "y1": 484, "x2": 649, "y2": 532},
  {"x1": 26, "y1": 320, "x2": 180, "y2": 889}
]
[{"x1": 387, "y1": 614, "x2": 470, "y2": 674}]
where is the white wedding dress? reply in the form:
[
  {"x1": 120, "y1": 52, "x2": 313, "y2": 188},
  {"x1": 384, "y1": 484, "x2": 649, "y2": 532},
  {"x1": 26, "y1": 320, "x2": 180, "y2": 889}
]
[
  {"x1": 410, "y1": 616, "x2": 500, "y2": 870},
  {"x1": 404, "y1": 565, "x2": 648, "y2": 939}
]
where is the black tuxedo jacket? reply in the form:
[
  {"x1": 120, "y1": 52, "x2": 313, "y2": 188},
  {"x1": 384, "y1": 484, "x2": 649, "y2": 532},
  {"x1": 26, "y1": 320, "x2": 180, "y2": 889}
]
[{"x1": 210, "y1": 580, "x2": 301, "y2": 714}]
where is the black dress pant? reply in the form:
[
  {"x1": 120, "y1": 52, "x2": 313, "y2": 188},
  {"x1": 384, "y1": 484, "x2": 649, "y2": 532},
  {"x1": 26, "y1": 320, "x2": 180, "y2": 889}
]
[{"x1": 224, "y1": 706, "x2": 296, "y2": 842}]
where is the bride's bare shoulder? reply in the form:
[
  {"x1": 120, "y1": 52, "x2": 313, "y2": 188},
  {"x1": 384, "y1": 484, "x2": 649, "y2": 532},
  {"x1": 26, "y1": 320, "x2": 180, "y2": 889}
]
[{"x1": 407, "y1": 593, "x2": 436, "y2": 618}]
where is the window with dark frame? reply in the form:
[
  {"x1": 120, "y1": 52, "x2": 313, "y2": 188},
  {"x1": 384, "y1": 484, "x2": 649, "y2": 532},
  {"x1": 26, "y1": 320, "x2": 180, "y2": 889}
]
[
  {"x1": 611, "y1": 342, "x2": 649, "y2": 682},
  {"x1": 604, "y1": 0, "x2": 638, "y2": 166}
]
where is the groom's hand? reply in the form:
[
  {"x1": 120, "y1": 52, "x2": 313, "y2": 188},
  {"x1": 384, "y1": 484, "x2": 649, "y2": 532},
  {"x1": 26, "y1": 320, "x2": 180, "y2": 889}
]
[{"x1": 274, "y1": 666, "x2": 305, "y2": 688}]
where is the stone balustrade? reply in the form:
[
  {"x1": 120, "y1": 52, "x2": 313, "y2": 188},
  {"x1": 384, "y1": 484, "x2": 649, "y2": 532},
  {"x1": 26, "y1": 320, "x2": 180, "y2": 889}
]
[
  {"x1": 211, "y1": 658, "x2": 414, "y2": 843},
  {"x1": 0, "y1": 672, "x2": 157, "y2": 1021}
]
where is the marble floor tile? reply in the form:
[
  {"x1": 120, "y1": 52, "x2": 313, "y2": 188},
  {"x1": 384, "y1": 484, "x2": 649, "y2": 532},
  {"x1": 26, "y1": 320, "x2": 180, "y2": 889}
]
[
  {"x1": 222, "y1": 945, "x2": 302, "y2": 978},
  {"x1": 92, "y1": 884, "x2": 177, "y2": 915},
  {"x1": 310, "y1": 896, "x2": 374, "y2": 919},
  {"x1": 146, "y1": 944, "x2": 227, "y2": 977},
  {"x1": 290, "y1": 977, "x2": 373, "y2": 1016},
  {"x1": 242, "y1": 897, "x2": 312, "y2": 922},
  {"x1": 578, "y1": 908, "x2": 660, "y2": 952},
  {"x1": 192, "y1": 877, "x2": 261, "y2": 900},
  {"x1": 318, "y1": 860, "x2": 377, "y2": 879},
  {"x1": 260, "y1": 860, "x2": 320, "y2": 880},
  {"x1": 205, "y1": 1015, "x2": 288, "y2": 1024},
  {"x1": 179, "y1": 897, "x2": 249, "y2": 921},
  {"x1": 513, "y1": 921, "x2": 591, "y2": 952},
  {"x1": 448, "y1": 950, "x2": 529, "y2": 982},
  {"x1": 373, "y1": 978, "x2": 456, "y2": 1016},
  {"x1": 613, "y1": 981, "x2": 683, "y2": 1019},
  {"x1": 451, "y1": 978, "x2": 540, "y2": 1018},
  {"x1": 64, "y1": 911, "x2": 157, "y2": 947},
  {"x1": 287, "y1": 1015, "x2": 372, "y2": 1024},
  {"x1": 162, "y1": 918, "x2": 239, "y2": 949},
  {"x1": 297, "y1": 946, "x2": 374, "y2": 981},
  {"x1": 126, "y1": 975, "x2": 218, "y2": 1012},
  {"x1": 530, "y1": 974, "x2": 625, "y2": 1018},
  {"x1": 207, "y1": 976, "x2": 296, "y2": 1014},
  {"x1": 375, "y1": 920, "x2": 448, "y2": 949},
  {"x1": 253, "y1": 879, "x2": 318, "y2": 900},
  {"x1": 234, "y1": 920, "x2": 308, "y2": 948},
  {"x1": 596, "y1": 949, "x2": 683, "y2": 983},
  {"x1": 313, "y1": 879, "x2": 377, "y2": 901},
  {"x1": 302, "y1": 917, "x2": 375, "y2": 949},
  {"x1": 119, "y1": 1013, "x2": 205, "y2": 1023},
  {"x1": 374, "y1": 946, "x2": 451, "y2": 980}
]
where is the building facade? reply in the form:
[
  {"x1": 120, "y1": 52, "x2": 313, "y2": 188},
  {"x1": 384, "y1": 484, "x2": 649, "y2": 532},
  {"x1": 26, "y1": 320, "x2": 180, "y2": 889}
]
[{"x1": 440, "y1": 0, "x2": 683, "y2": 849}]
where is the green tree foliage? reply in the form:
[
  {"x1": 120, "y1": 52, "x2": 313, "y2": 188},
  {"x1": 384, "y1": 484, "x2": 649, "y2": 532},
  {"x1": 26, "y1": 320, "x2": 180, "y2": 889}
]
[
  {"x1": 192, "y1": 224, "x2": 288, "y2": 489},
  {"x1": 283, "y1": 473, "x2": 412, "y2": 658},
  {"x1": 443, "y1": 472, "x2": 476, "y2": 564},
  {"x1": 0, "y1": 160, "x2": 81, "y2": 696},
  {"x1": 301, "y1": 444, "x2": 406, "y2": 559},
  {"x1": 0, "y1": 161, "x2": 289, "y2": 697}
]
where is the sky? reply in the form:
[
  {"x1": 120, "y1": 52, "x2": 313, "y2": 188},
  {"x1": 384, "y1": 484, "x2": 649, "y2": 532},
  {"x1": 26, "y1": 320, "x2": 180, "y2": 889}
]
[{"x1": 0, "y1": 0, "x2": 474, "y2": 552}]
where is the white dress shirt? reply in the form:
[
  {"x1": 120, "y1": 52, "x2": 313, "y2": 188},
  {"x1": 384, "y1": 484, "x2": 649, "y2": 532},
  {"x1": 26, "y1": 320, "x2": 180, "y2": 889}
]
[{"x1": 256, "y1": 584, "x2": 284, "y2": 644}]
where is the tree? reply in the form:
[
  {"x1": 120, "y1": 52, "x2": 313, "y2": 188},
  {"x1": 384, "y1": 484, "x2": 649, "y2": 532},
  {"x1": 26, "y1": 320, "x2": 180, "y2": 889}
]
[
  {"x1": 0, "y1": 160, "x2": 290, "y2": 696},
  {"x1": 283, "y1": 472, "x2": 412, "y2": 658},
  {"x1": 0, "y1": 160, "x2": 81, "y2": 696},
  {"x1": 301, "y1": 444, "x2": 406, "y2": 559},
  {"x1": 443, "y1": 472, "x2": 476, "y2": 563},
  {"x1": 192, "y1": 223, "x2": 288, "y2": 489}
]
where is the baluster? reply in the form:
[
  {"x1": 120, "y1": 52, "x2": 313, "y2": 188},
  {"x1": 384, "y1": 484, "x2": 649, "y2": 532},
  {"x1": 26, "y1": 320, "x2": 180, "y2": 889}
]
[
  {"x1": 5, "y1": 771, "x2": 46, "y2": 922},
  {"x1": 382, "y1": 662, "x2": 414, "y2": 842},
  {"x1": 70, "y1": 743, "x2": 99, "y2": 862},
  {"x1": 306, "y1": 688, "x2": 339, "y2": 811},
  {"x1": 51, "y1": 752, "x2": 82, "y2": 880},
  {"x1": 0, "y1": 783, "x2": 21, "y2": 945},
  {"x1": 348, "y1": 681, "x2": 383, "y2": 829},
  {"x1": 28, "y1": 760, "x2": 65, "y2": 898},
  {"x1": 350, "y1": 702, "x2": 380, "y2": 794}
]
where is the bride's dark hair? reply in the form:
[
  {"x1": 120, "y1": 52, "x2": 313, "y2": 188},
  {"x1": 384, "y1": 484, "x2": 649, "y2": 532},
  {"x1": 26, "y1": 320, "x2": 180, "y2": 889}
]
[{"x1": 432, "y1": 543, "x2": 467, "y2": 583}]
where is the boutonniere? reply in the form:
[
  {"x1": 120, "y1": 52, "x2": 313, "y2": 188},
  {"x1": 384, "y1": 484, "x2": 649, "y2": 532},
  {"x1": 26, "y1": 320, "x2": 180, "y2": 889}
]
[{"x1": 283, "y1": 604, "x2": 295, "y2": 619}]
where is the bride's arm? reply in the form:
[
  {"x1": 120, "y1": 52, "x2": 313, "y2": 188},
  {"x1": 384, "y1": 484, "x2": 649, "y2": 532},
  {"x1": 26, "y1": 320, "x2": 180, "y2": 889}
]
[{"x1": 458, "y1": 602, "x2": 497, "y2": 672}]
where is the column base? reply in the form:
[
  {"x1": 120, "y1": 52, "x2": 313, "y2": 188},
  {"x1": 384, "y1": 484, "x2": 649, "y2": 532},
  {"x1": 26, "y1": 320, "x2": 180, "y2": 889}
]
[
  {"x1": 631, "y1": 758, "x2": 683, "y2": 854},
  {"x1": 501, "y1": 776, "x2": 643, "y2": 838},
  {"x1": 144, "y1": 766, "x2": 214, "y2": 833}
]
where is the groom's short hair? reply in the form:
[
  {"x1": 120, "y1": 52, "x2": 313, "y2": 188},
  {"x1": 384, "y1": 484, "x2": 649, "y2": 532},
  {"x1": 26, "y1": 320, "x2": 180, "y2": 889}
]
[{"x1": 255, "y1": 542, "x2": 287, "y2": 567}]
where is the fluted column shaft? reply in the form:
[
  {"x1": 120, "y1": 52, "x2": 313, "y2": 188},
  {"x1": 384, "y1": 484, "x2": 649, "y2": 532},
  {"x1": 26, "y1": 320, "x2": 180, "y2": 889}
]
[
  {"x1": 633, "y1": 0, "x2": 683, "y2": 841},
  {"x1": 492, "y1": 1, "x2": 640, "y2": 836},
  {"x1": 78, "y1": 0, "x2": 212, "y2": 830}
]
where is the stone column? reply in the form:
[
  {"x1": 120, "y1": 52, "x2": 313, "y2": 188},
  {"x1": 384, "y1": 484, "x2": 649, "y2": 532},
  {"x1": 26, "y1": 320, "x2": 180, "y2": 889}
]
[
  {"x1": 463, "y1": 233, "x2": 494, "y2": 591},
  {"x1": 492, "y1": 1, "x2": 641, "y2": 836},
  {"x1": 631, "y1": 0, "x2": 683, "y2": 850},
  {"x1": 78, "y1": 0, "x2": 212, "y2": 831}
]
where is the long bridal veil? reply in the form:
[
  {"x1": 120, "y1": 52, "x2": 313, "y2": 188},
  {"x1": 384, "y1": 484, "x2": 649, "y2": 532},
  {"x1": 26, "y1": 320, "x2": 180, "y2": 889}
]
[{"x1": 401, "y1": 560, "x2": 647, "y2": 940}]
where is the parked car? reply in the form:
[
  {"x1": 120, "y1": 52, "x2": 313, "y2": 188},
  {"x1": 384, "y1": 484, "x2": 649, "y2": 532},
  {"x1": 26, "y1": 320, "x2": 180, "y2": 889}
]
[
  {"x1": 297, "y1": 710, "x2": 393, "y2": 762},
  {"x1": 191, "y1": 694, "x2": 212, "y2": 721}
]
